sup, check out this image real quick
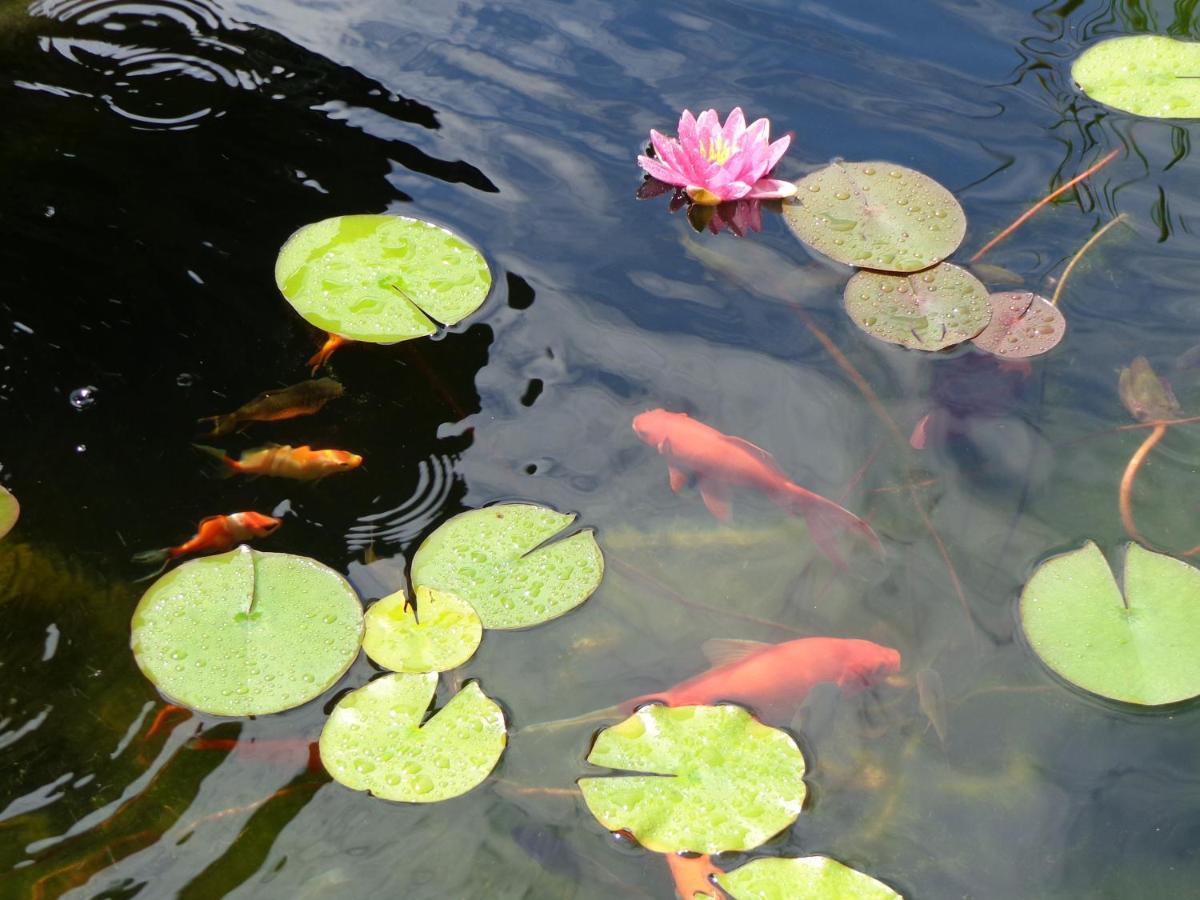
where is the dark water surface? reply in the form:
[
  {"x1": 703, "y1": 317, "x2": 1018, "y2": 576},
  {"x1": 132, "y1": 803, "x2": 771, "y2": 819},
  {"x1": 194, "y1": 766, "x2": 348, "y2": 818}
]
[{"x1": 5, "y1": 0, "x2": 1200, "y2": 896}]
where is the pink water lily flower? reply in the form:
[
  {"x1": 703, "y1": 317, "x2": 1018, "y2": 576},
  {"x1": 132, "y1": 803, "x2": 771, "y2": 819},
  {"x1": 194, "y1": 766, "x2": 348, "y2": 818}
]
[{"x1": 638, "y1": 107, "x2": 796, "y2": 206}]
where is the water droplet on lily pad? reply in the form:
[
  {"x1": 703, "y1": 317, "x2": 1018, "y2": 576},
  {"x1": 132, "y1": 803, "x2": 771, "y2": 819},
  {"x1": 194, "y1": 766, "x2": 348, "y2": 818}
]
[
  {"x1": 319, "y1": 672, "x2": 506, "y2": 803},
  {"x1": 716, "y1": 856, "x2": 901, "y2": 899},
  {"x1": 410, "y1": 503, "x2": 604, "y2": 630},
  {"x1": 0, "y1": 486, "x2": 18, "y2": 541},
  {"x1": 578, "y1": 704, "x2": 806, "y2": 854},
  {"x1": 1073, "y1": 36, "x2": 1200, "y2": 118},
  {"x1": 972, "y1": 291, "x2": 1066, "y2": 359},
  {"x1": 844, "y1": 264, "x2": 991, "y2": 351},
  {"x1": 274, "y1": 214, "x2": 492, "y2": 344},
  {"x1": 1021, "y1": 542, "x2": 1200, "y2": 705},
  {"x1": 130, "y1": 546, "x2": 363, "y2": 715},
  {"x1": 783, "y1": 161, "x2": 965, "y2": 272},
  {"x1": 362, "y1": 585, "x2": 483, "y2": 673}
]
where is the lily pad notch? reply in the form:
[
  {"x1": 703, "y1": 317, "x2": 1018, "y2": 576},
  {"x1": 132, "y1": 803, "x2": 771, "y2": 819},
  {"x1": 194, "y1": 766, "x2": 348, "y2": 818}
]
[{"x1": 275, "y1": 214, "x2": 493, "y2": 344}]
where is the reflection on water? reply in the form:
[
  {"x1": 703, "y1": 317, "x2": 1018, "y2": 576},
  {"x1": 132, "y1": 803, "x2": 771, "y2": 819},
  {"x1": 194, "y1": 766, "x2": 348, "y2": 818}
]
[{"x1": 6, "y1": 0, "x2": 1200, "y2": 896}]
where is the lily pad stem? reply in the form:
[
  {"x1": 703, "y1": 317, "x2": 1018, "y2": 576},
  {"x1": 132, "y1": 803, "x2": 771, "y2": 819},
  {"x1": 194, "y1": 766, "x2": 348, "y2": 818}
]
[
  {"x1": 1050, "y1": 214, "x2": 1129, "y2": 308},
  {"x1": 1119, "y1": 422, "x2": 1167, "y2": 550},
  {"x1": 518, "y1": 706, "x2": 622, "y2": 735}
]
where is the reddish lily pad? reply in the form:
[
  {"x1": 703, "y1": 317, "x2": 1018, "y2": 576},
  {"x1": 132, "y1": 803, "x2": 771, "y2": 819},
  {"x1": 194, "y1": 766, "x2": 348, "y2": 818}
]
[
  {"x1": 972, "y1": 292, "x2": 1066, "y2": 359},
  {"x1": 843, "y1": 263, "x2": 991, "y2": 351},
  {"x1": 0, "y1": 486, "x2": 17, "y2": 541},
  {"x1": 784, "y1": 161, "x2": 965, "y2": 272}
]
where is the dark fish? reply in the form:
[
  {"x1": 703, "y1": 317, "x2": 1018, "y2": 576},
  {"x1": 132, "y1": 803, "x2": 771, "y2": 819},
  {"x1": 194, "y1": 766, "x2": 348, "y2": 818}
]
[{"x1": 199, "y1": 378, "x2": 344, "y2": 436}]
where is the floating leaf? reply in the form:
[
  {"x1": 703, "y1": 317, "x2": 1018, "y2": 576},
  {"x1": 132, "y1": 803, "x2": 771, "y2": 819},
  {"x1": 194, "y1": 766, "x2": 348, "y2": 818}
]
[
  {"x1": 362, "y1": 585, "x2": 482, "y2": 673},
  {"x1": 578, "y1": 704, "x2": 806, "y2": 853},
  {"x1": 274, "y1": 214, "x2": 492, "y2": 344},
  {"x1": 319, "y1": 672, "x2": 506, "y2": 802},
  {"x1": 972, "y1": 291, "x2": 1066, "y2": 359},
  {"x1": 410, "y1": 503, "x2": 604, "y2": 630},
  {"x1": 0, "y1": 486, "x2": 17, "y2": 541},
  {"x1": 131, "y1": 546, "x2": 363, "y2": 715},
  {"x1": 843, "y1": 263, "x2": 991, "y2": 350},
  {"x1": 716, "y1": 856, "x2": 901, "y2": 900},
  {"x1": 1073, "y1": 36, "x2": 1200, "y2": 119},
  {"x1": 1021, "y1": 542, "x2": 1200, "y2": 705},
  {"x1": 1119, "y1": 357, "x2": 1181, "y2": 422},
  {"x1": 784, "y1": 161, "x2": 965, "y2": 272}
]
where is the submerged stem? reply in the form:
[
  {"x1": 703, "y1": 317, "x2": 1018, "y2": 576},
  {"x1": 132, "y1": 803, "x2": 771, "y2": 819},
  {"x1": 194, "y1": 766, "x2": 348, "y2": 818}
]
[
  {"x1": 1119, "y1": 422, "x2": 1167, "y2": 548},
  {"x1": 1050, "y1": 214, "x2": 1129, "y2": 308}
]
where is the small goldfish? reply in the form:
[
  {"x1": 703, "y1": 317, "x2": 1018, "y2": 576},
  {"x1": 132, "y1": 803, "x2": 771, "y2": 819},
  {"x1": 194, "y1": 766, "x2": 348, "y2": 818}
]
[
  {"x1": 622, "y1": 637, "x2": 902, "y2": 723},
  {"x1": 188, "y1": 737, "x2": 322, "y2": 773},
  {"x1": 132, "y1": 511, "x2": 281, "y2": 577},
  {"x1": 666, "y1": 853, "x2": 723, "y2": 900},
  {"x1": 198, "y1": 378, "x2": 344, "y2": 437},
  {"x1": 194, "y1": 443, "x2": 362, "y2": 480},
  {"x1": 308, "y1": 333, "x2": 349, "y2": 373},
  {"x1": 632, "y1": 409, "x2": 882, "y2": 568}
]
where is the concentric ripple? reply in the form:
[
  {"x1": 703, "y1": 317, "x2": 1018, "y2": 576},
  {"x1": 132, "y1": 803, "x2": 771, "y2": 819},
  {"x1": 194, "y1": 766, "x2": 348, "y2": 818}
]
[{"x1": 345, "y1": 452, "x2": 459, "y2": 553}]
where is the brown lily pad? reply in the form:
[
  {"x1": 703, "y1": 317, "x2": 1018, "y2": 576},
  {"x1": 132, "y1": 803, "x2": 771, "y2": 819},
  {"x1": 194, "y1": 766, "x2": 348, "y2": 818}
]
[{"x1": 972, "y1": 292, "x2": 1066, "y2": 359}]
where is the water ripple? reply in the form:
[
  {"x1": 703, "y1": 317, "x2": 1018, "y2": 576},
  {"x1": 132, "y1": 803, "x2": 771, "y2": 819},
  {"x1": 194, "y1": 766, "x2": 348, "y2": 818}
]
[{"x1": 345, "y1": 452, "x2": 459, "y2": 552}]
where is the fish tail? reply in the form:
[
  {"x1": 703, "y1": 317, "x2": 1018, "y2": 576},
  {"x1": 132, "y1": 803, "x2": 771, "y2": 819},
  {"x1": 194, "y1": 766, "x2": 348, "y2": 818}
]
[
  {"x1": 776, "y1": 482, "x2": 883, "y2": 569},
  {"x1": 131, "y1": 549, "x2": 170, "y2": 581},
  {"x1": 192, "y1": 443, "x2": 239, "y2": 478},
  {"x1": 197, "y1": 415, "x2": 233, "y2": 437}
]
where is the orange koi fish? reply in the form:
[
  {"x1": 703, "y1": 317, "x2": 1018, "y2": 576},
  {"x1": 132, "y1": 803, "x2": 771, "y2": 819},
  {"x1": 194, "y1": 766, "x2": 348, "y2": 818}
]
[
  {"x1": 632, "y1": 409, "x2": 882, "y2": 568},
  {"x1": 188, "y1": 737, "x2": 322, "y2": 773},
  {"x1": 198, "y1": 377, "x2": 344, "y2": 437},
  {"x1": 132, "y1": 511, "x2": 281, "y2": 577},
  {"x1": 622, "y1": 637, "x2": 902, "y2": 723},
  {"x1": 194, "y1": 444, "x2": 362, "y2": 480},
  {"x1": 666, "y1": 853, "x2": 724, "y2": 899},
  {"x1": 308, "y1": 333, "x2": 349, "y2": 373}
]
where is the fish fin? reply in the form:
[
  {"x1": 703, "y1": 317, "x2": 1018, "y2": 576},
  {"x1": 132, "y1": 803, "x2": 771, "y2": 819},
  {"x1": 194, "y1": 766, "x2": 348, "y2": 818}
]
[
  {"x1": 916, "y1": 668, "x2": 948, "y2": 745},
  {"x1": 909, "y1": 412, "x2": 932, "y2": 450},
  {"x1": 197, "y1": 415, "x2": 233, "y2": 438},
  {"x1": 721, "y1": 435, "x2": 779, "y2": 467},
  {"x1": 698, "y1": 479, "x2": 732, "y2": 521},
  {"x1": 131, "y1": 549, "x2": 170, "y2": 581},
  {"x1": 667, "y1": 464, "x2": 688, "y2": 493},
  {"x1": 776, "y1": 482, "x2": 883, "y2": 568},
  {"x1": 192, "y1": 444, "x2": 238, "y2": 478},
  {"x1": 701, "y1": 638, "x2": 770, "y2": 667}
]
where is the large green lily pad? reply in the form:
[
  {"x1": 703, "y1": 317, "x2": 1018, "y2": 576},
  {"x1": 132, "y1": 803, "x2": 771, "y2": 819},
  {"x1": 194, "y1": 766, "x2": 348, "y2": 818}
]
[
  {"x1": 717, "y1": 856, "x2": 901, "y2": 900},
  {"x1": 972, "y1": 291, "x2": 1066, "y2": 359},
  {"x1": 131, "y1": 546, "x2": 363, "y2": 715},
  {"x1": 844, "y1": 263, "x2": 991, "y2": 350},
  {"x1": 274, "y1": 214, "x2": 492, "y2": 343},
  {"x1": 1119, "y1": 356, "x2": 1180, "y2": 422},
  {"x1": 362, "y1": 585, "x2": 482, "y2": 673},
  {"x1": 1021, "y1": 541, "x2": 1200, "y2": 705},
  {"x1": 319, "y1": 672, "x2": 506, "y2": 802},
  {"x1": 0, "y1": 486, "x2": 17, "y2": 541},
  {"x1": 410, "y1": 503, "x2": 604, "y2": 630},
  {"x1": 578, "y1": 704, "x2": 806, "y2": 853},
  {"x1": 784, "y1": 162, "x2": 965, "y2": 272},
  {"x1": 1073, "y1": 36, "x2": 1200, "y2": 119}
]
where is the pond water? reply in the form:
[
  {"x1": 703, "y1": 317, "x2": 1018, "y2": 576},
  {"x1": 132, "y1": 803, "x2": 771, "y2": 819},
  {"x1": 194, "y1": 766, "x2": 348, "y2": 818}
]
[{"x1": 4, "y1": 0, "x2": 1200, "y2": 896}]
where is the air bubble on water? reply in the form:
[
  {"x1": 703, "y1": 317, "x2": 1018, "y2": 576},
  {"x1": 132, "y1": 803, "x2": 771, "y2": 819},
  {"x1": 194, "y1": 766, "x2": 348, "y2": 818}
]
[
  {"x1": 69, "y1": 386, "x2": 98, "y2": 410},
  {"x1": 176, "y1": 373, "x2": 194, "y2": 387}
]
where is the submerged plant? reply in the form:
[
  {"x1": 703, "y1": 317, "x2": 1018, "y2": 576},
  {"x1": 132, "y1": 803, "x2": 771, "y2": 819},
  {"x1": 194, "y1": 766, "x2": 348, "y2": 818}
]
[{"x1": 638, "y1": 107, "x2": 796, "y2": 206}]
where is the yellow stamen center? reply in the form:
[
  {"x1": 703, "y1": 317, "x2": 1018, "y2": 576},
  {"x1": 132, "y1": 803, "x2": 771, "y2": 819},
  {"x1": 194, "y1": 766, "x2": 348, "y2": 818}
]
[{"x1": 701, "y1": 134, "x2": 735, "y2": 164}]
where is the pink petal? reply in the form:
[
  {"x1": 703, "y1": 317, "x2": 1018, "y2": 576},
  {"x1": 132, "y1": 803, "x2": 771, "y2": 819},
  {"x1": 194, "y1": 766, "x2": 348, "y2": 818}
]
[
  {"x1": 638, "y1": 155, "x2": 689, "y2": 187},
  {"x1": 742, "y1": 117, "x2": 769, "y2": 148},
  {"x1": 745, "y1": 177, "x2": 798, "y2": 200},
  {"x1": 695, "y1": 108, "x2": 720, "y2": 141},
  {"x1": 722, "y1": 107, "x2": 746, "y2": 145},
  {"x1": 762, "y1": 133, "x2": 791, "y2": 174},
  {"x1": 650, "y1": 130, "x2": 691, "y2": 180},
  {"x1": 677, "y1": 109, "x2": 699, "y2": 150}
]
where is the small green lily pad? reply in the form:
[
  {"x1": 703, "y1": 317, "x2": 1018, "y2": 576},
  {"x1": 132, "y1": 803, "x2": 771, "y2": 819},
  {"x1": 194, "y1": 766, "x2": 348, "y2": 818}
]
[
  {"x1": 1021, "y1": 541, "x2": 1200, "y2": 705},
  {"x1": 319, "y1": 672, "x2": 506, "y2": 802},
  {"x1": 0, "y1": 486, "x2": 18, "y2": 541},
  {"x1": 1073, "y1": 36, "x2": 1200, "y2": 119},
  {"x1": 274, "y1": 214, "x2": 492, "y2": 343},
  {"x1": 578, "y1": 704, "x2": 806, "y2": 853},
  {"x1": 1119, "y1": 356, "x2": 1180, "y2": 422},
  {"x1": 363, "y1": 585, "x2": 482, "y2": 673},
  {"x1": 972, "y1": 291, "x2": 1066, "y2": 359},
  {"x1": 844, "y1": 263, "x2": 991, "y2": 350},
  {"x1": 131, "y1": 546, "x2": 363, "y2": 715},
  {"x1": 717, "y1": 856, "x2": 901, "y2": 900},
  {"x1": 784, "y1": 162, "x2": 965, "y2": 272},
  {"x1": 410, "y1": 503, "x2": 604, "y2": 630}
]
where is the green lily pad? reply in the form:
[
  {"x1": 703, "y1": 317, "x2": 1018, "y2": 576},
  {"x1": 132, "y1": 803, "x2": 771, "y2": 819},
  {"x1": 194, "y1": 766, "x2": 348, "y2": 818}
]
[
  {"x1": 131, "y1": 546, "x2": 363, "y2": 715},
  {"x1": 0, "y1": 486, "x2": 18, "y2": 541},
  {"x1": 578, "y1": 704, "x2": 806, "y2": 853},
  {"x1": 784, "y1": 161, "x2": 965, "y2": 272},
  {"x1": 1021, "y1": 541, "x2": 1200, "y2": 705},
  {"x1": 718, "y1": 857, "x2": 899, "y2": 900},
  {"x1": 844, "y1": 263, "x2": 991, "y2": 350},
  {"x1": 410, "y1": 503, "x2": 604, "y2": 630},
  {"x1": 1119, "y1": 356, "x2": 1180, "y2": 422},
  {"x1": 972, "y1": 291, "x2": 1066, "y2": 359},
  {"x1": 717, "y1": 856, "x2": 901, "y2": 900},
  {"x1": 274, "y1": 214, "x2": 492, "y2": 343},
  {"x1": 362, "y1": 585, "x2": 482, "y2": 673},
  {"x1": 1073, "y1": 36, "x2": 1200, "y2": 119},
  {"x1": 319, "y1": 672, "x2": 506, "y2": 802}
]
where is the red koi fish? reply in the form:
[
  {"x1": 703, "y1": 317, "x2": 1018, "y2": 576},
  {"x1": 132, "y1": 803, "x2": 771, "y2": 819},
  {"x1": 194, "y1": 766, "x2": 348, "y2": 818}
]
[
  {"x1": 666, "y1": 853, "x2": 723, "y2": 899},
  {"x1": 188, "y1": 737, "x2": 322, "y2": 773},
  {"x1": 194, "y1": 444, "x2": 362, "y2": 480},
  {"x1": 133, "y1": 511, "x2": 281, "y2": 577},
  {"x1": 308, "y1": 333, "x2": 349, "y2": 373},
  {"x1": 622, "y1": 637, "x2": 902, "y2": 723},
  {"x1": 632, "y1": 409, "x2": 882, "y2": 568}
]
